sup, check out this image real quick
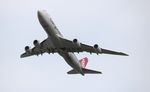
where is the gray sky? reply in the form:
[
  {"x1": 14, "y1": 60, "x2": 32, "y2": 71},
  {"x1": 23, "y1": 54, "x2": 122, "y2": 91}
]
[{"x1": 0, "y1": 0, "x2": 150, "y2": 92}]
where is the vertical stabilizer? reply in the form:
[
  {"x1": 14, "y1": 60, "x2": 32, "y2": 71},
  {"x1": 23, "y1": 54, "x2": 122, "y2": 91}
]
[
  {"x1": 67, "y1": 57, "x2": 102, "y2": 75},
  {"x1": 79, "y1": 57, "x2": 88, "y2": 68}
]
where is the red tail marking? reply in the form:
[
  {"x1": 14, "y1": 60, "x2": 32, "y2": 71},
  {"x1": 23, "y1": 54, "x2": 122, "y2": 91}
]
[{"x1": 79, "y1": 57, "x2": 88, "y2": 68}]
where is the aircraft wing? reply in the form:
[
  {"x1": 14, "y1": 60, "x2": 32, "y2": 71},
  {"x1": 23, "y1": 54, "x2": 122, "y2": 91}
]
[
  {"x1": 59, "y1": 36, "x2": 128, "y2": 56},
  {"x1": 20, "y1": 39, "x2": 57, "y2": 58},
  {"x1": 21, "y1": 36, "x2": 128, "y2": 58}
]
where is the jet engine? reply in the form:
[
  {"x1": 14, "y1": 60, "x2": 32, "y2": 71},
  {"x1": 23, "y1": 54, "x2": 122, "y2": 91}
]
[
  {"x1": 73, "y1": 39, "x2": 81, "y2": 47},
  {"x1": 25, "y1": 46, "x2": 31, "y2": 53},
  {"x1": 94, "y1": 44, "x2": 102, "y2": 54},
  {"x1": 33, "y1": 40, "x2": 40, "y2": 48}
]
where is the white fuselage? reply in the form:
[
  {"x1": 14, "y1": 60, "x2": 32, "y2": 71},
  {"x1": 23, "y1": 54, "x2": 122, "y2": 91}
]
[{"x1": 37, "y1": 10, "x2": 84, "y2": 75}]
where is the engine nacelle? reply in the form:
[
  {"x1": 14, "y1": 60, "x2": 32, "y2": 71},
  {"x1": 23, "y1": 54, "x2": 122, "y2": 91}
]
[
  {"x1": 94, "y1": 44, "x2": 102, "y2": 53},
  {"x1": 25, "y1": 46, "x2": 31, "y2": 53},
  {"x1": 73, "y1": 39, "x2": 81, "y2": 47},
  {"x1": 33, "y1": 40, "x2": 40, "y2": 47}
]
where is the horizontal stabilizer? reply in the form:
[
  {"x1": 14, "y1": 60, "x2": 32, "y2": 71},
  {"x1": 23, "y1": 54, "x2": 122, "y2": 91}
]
[
  {"x1": 67, "y1": 69, "x2": 78, "y2": 74},
  {"x1": 82, "y1": 68, "x2": 102, "y2": 74},
  {"x1": 67, "y1": 68, "x2": 102, "y2": 74}
]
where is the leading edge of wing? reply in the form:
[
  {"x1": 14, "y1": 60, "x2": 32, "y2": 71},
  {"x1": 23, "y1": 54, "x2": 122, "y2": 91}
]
[
  {"x1": 20, "y1": 53, "x2": 33, "y2": 58},
  {"x1": 101, "y1": 48, "x2": 129, "y2": 56}
]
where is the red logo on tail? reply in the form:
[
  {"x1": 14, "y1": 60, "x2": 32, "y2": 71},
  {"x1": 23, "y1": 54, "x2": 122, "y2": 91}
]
[{"x1": 80, "y1": 57, "x2": 88, "y2": 68}]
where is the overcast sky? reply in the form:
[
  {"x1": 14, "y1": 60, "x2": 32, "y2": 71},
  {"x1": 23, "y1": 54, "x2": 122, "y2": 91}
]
[{"x1": 0, "y1": 0, "x2": 150, "y2": 92}]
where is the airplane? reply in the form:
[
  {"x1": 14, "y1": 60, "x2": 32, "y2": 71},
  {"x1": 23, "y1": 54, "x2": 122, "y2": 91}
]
[{"x1": 20, "y1": 10, "x2": 128, "y2": 76}]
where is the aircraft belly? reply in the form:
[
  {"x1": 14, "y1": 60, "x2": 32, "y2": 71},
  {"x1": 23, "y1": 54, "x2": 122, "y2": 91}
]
[
  {"x1": 60, "y1": 52, "x2": 82, "y2": 73},
  {"x1": 45, "y1": 28, "x2": 63, "y2": 48},
  {"x1": 39, "y1": 12, "x2": 63, "y2": 48}
]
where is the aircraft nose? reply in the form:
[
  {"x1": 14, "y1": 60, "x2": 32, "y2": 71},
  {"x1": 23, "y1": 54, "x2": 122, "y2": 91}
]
[
  {"x1": 37, "y1": 10, "x2": 41, "y2": 16},
  {"x1": 37, "y1": 10, "x2": 43, "y2": 20}
]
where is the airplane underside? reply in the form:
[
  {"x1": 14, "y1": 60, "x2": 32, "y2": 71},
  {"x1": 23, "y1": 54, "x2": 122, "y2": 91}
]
[{"x1": 20, "y1": 10, "x2": 128, "y2": 76}]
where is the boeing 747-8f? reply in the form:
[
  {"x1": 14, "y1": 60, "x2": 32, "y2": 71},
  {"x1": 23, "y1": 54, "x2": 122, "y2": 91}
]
[{"x1": 20, "y1": 10, "x2": 128, "y2": 76}]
